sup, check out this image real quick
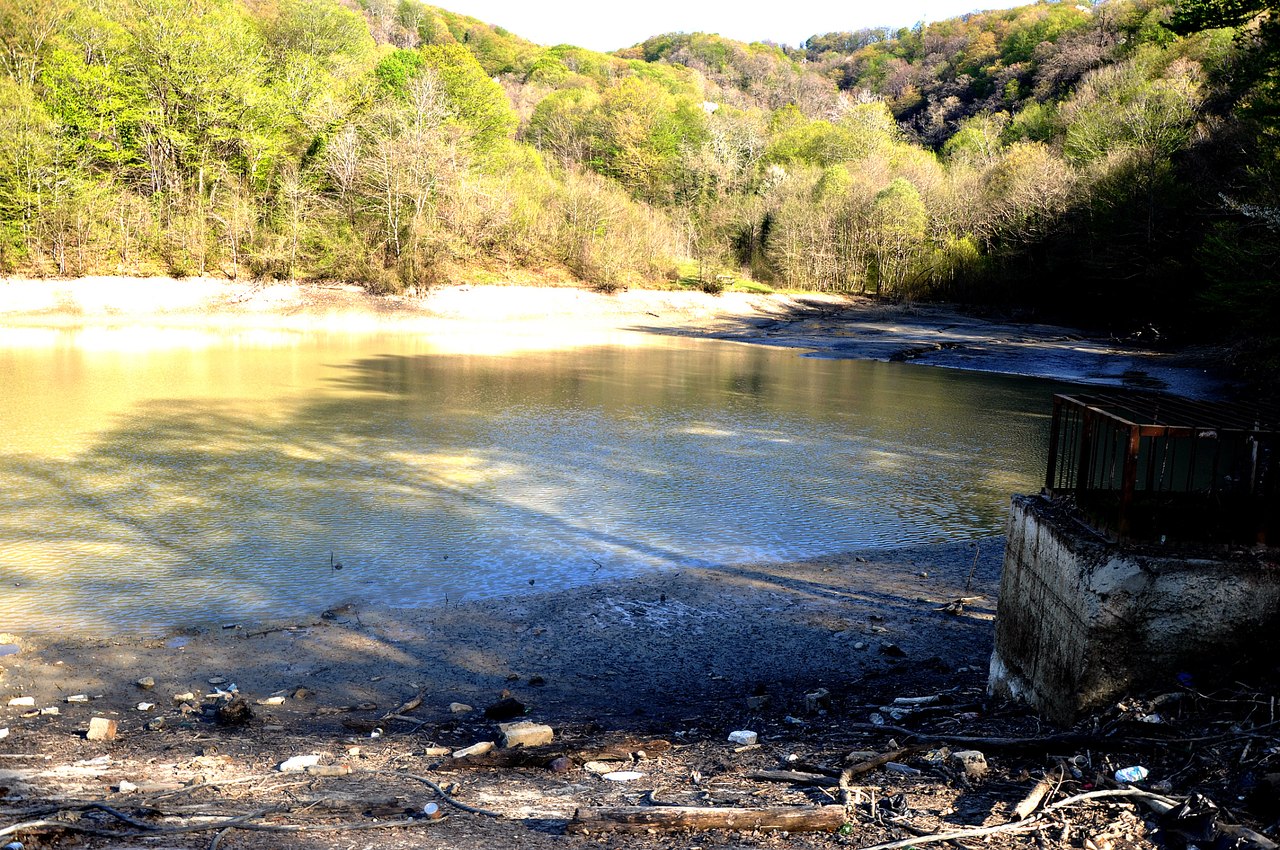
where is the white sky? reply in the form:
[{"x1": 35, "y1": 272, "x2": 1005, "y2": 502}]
[{"x1": 437, "y1": 0, "x2": 1028, "y2": 52}]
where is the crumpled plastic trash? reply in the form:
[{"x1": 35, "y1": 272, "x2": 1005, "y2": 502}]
[
  {"x1": 1158, "y1": 793, "x2": 1221, "y2": 850},
  {"x1": 880, "y1": 793, "x2": 910, "y2": 818}
]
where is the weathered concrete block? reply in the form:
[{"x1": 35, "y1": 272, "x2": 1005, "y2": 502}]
[{"x1": 990, "y1": 495, "x2": 1280, "y2": 724}]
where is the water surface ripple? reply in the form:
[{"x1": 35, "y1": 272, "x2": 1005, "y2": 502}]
[{"x1": 0, "y1": 330, "x2": 1056, "y2": 633}]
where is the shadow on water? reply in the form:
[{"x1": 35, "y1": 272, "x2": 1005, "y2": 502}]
[{"x1": 0, "y1": 343, "x2": 1052, "y2": 634}]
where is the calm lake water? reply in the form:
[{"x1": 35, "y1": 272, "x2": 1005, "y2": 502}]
[{"x1": 0, "y1": 327, "x2": 1057, "y2": 633}]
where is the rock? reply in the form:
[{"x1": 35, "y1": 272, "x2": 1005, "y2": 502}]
[
  {"x1": 727, "y1": 730, "x2": 758, "y2": 746},
  {"x1": 207, "y1": 677, "x2": 226, "y2": 685},
  {"x1": 135, "y1": 702, "x2": 155, "y2": 712},
  {"x1": 952, "y1": 750, "x2": 988, "y2": 778},
  {"x1": 136, "y1": 677, "x2": 155, "y2": 690},
  {"x1": 86, "y1": 717, "x2": 118, "y2": 741},
  {"x1": 527, "y1": 675, "x2": 547, "y2": 687},
  {"x1": 292, "y1": 688, "x2": 314, "y2": 700},
  {"x1": 548, "y1": 756, "x2": 572, "y2": 773},
  {"x1": 39, "y1": 707, "x2": 59, "y2": 715},
  {"x1": 279, "y1": 754, "x2": 321, "y2": 772},
  {"x1": 804, "y1": 688, "x2": 831, "y2": 713},
  {"x1": 0, "y1": 727, "x2": 8, "y2": 739},
  {"x1": 483, "y1": 697, "x2": 526, "y2": 720},
  {"x1": 854, "y1": 641, "x2": 867, "y2": 650},
  {"x1": 602, "y1": 771, "x2": 645, "y2": 782},
  {"x1": 7, "y1": 697, "x2": 34, "y2": 707},
  {"x1": 583, "y1": 761, "x2": 614, "y2": 774},
  {"x1": 745, "y1": 695, "x2": 768, "y2": 710},
  {"x1": 66, "y1": 694, "x2": 89, "y2": 703},
  {"x1": 499, "y1": 720, "x2": 554, "y2": 748},
  {"x1": 215, "y1": 698, "x2": 252, "y2": 726},
  {"x1": 880, "y1": 643, "x2": 907, "y2": 657},
  {"x1": 452, "y1": 741, "x2": 495, "y2": 759},
  {"x1": 885, "y1": 762, "x2": 921, "y2": 776},
  {"x1": 116, "y1": 780, "x2": 138, "y2": 793},
  {"x1": 923, "y1": 747, "x2": 952, "y2": 764},
  {"x1": 449, "y1": 702, "x2": 474, "y2": 714},
  {"x1": 145, "y1": 718, "x2": 165, "y2": 731},
  {"x1": 172, "y1": 692, "x2": 195, "y2": 703}
]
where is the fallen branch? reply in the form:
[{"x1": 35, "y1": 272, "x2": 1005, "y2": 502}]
[
  {"x1": 747, "y1": 770, "x2": 838, "y2": 788},
  {"x1": 838, "y1": 725, "x2": 1172, "y2": 753},
  {"x1": 0, "y1": 806, "x2": 441, "y2": 841},
  {"x1": 568, "y1": 804, "x2": 847, "y2": 834},
  {"x1": 372, "y1": 770, "x2": 502, "y2": 818},
  {"x1": 844, "y1": 747, "x2": 923, "y2": 780},
  {"x1": 381, "y1": 688, "x2": 427, "y2": 721},
  {"x1": 1013, "y1": 766, "x2": 1063, "y2": 820},
  {"x1": 853, "y1": 789, "x2": 1183, "y2": 850}
]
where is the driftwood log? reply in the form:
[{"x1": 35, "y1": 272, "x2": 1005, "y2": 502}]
[{"x1": 568, "y1": 804, "x2": 846, "y2": 834}]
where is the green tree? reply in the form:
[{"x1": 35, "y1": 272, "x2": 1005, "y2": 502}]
[
  {"x1": 869, "y1": 177, "x2": 928, "y2": 295},
  {"x1": 419, "y1": 43, "x2": 517, "y2": 154}
]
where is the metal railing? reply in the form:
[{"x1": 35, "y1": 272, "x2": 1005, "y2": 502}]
[{"x1": 1044, "y1": 392, "x2": 1279, "y2": 544}]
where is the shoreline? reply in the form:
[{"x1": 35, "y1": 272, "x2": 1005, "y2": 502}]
[
  {"x1": 0, "y1": 276, "x2": 1230, "y2": 396},
  {"x1": 0, "y1": 539, "x2": 1004, "y2": 725}
]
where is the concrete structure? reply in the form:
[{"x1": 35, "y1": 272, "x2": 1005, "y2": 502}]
[{"x1": 989, "y1": 495, "x2": 1280, "y2": 724}]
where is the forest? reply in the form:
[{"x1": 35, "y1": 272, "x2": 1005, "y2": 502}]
[{"x1": 0, "y1": 0, "x2": 1276, "y2": 370}]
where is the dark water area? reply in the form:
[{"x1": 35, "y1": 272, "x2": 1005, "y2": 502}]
[{"x1": 0, "y1": 329, "x2": 1063, "y2": 633}]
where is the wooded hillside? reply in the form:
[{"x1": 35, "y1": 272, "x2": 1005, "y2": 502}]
[{"x1": 0, "y1": 0, "x2": 1275, "y2": 364}]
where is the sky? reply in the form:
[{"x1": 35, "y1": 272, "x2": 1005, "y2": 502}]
[{"x1": 430, "y1": 0, "x2": 1029, "y2": 52}]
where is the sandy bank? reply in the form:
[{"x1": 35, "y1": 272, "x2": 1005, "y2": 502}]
[
  {"x1": 0, "y1": 276, "x2": 829, "y2": 334},
  {"x1": 0, "y1": 276, "x2": 1228, "y2": 395}
]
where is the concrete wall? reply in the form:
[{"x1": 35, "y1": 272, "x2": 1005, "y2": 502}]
[{"x1": 989, "y1": 495, "x2": 1280, "y2": 725}]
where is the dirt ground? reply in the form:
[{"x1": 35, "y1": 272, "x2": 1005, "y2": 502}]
[{"x1": 2, "y1": 539, "x2": 1276, "y2": 850}]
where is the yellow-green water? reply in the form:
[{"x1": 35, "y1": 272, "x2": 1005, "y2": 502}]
[{"x1": 0, "y1": 327, "x2": 1055, "y2": 633}]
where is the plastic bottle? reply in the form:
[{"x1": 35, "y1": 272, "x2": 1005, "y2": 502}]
[{"x1": 1114, "y1": 765, "x2": 1149, "y2": 783}]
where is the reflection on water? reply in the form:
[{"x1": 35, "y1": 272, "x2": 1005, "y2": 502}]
[{"x1": 0, "y1": 329, "x2": 1055, "y2": 633}]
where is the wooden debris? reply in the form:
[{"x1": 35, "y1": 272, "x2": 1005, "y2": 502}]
[
  {"x1": 746, "y1": 769, "x2": 838, "y2": 788},
  {"x1": 381, "y1": 688, "x2": 427, "y2": 721},
  {"x1": 1014, "y1": 765, "x2": 1064, "y2": 820},
  {"x1": 567, "y1": 804, "x2": 846, "y2": 834},
  {"x1": 842, "y1": 746, "x2": 922, "y2": 780}
]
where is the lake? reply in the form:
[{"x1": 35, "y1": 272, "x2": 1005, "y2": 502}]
[{"x1": 0, "y1": 327, "x2": 1057, "y2": 633}]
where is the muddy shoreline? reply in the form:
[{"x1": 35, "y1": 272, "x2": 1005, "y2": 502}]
[{"x1": 0, "y1": 540, "x2": 1006, "y2": 849}]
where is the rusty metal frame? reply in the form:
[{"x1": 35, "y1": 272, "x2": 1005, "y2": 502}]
[{"x1": 1043, "y1": 392, "x2": 1279, "y2": 543}]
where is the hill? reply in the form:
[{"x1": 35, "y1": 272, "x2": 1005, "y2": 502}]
[{"x1": 0, "y1": 0, "x2": 1275, "y2": 370}]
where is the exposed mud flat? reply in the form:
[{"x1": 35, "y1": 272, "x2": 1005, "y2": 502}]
[{"x1": 0, "y1": 540, "x2": 1008, "y2": 849}]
